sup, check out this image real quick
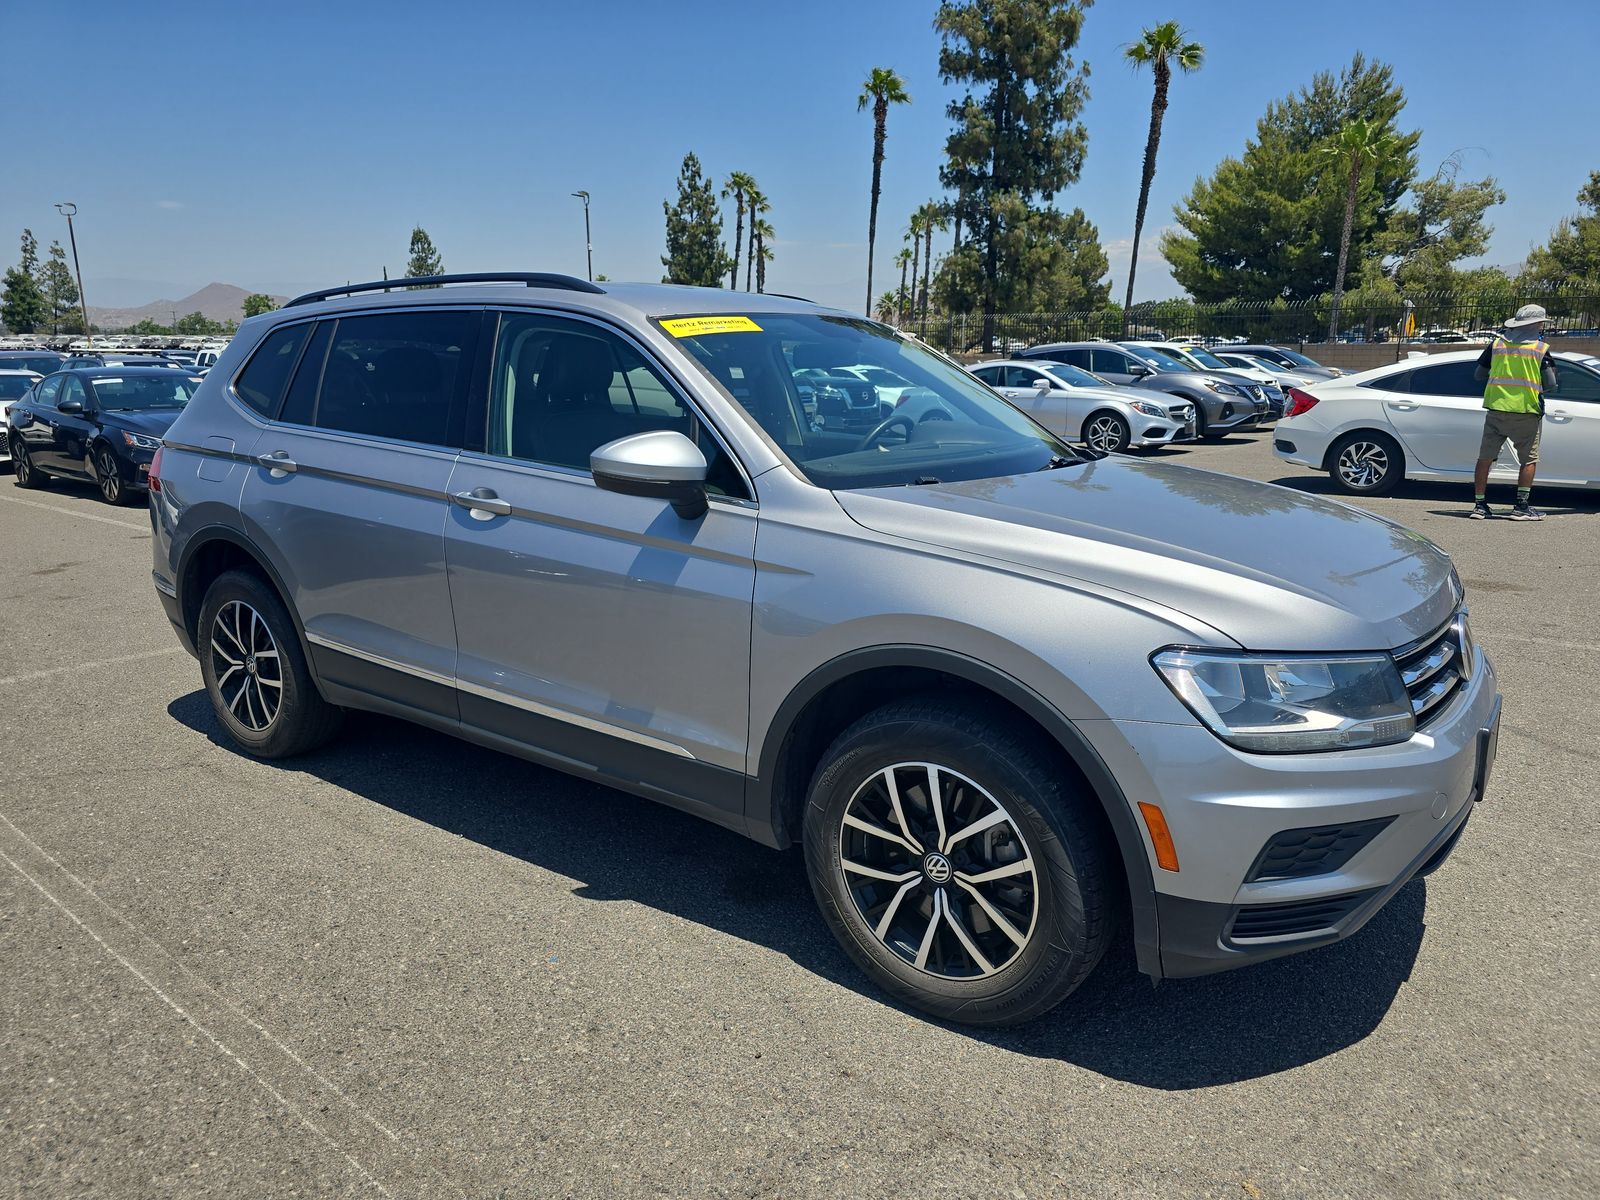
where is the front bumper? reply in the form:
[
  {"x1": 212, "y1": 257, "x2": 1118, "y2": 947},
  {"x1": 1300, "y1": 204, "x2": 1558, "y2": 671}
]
[
  {"x1": 1083, "y1": 652, "x2": 1500, "y2": 979},
  {"x1": 1128, "y1": 418, "x2": 1189, "y2": 449}
]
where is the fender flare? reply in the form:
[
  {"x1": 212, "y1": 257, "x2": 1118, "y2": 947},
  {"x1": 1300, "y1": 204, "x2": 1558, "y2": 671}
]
[{"x1": 748, "y1": 645, "x2": 1161, "y2": 977}]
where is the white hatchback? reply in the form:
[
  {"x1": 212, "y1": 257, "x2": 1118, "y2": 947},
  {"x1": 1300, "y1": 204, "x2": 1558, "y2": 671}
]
[
  {"x1": 970, "y1": 359, "x2": 1194, "y2": 452},
  {"x1": 1274, "y1": 349, "x2": 1600, "y2": 495}
]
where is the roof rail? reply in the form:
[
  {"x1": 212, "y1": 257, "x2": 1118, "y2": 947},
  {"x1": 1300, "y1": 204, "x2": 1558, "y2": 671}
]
[{"x1": 284, "y1": 272, "x2": 605, "y2": 308}]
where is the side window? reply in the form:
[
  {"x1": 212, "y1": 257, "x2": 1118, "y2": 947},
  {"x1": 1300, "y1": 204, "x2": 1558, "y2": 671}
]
[
  {"x1": 60, "y1": 377, "x2": 87, "y2": 408},
  {"x1": 1361, "y1": 369, "x2": 1413, "y2": 394},
  {"x1": 1551, "y1": 361, "x2": 1600, "y2": 402},
  {"x1": 1003, "y1": 366, "x2": 1044, "y2": 388},
  {"x1": 1407, "y1": 361, "x2": 1481, "y2": 398},
  {"x1": 1089, "y1": 349, "x2": 1130, "y2": 374},
  {"x1": 278, "y1": 322, "x2": 334, "y2": 427},
  {"x1": 35, "y1": 376, "x2": 63, "y2": 407},
  {"x1": 487, "y1": 313, "x2": 746, "y2": 498},
  {"x1": 234, "y1": 323, "x2": 311, "y2": 417},
  {"x1": 314, "y1": 310, "x2": 477, "y2": 446},
  {"x1": 1057, "y1": 348, "x2": 1092, "y2": 370},
  {"x1": 970, "y1": 365, "x2": 1000, "y2": 385}
]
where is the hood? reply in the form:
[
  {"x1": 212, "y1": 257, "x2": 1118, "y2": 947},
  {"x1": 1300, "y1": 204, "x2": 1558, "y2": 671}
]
[
  {"x1": 98, "y1": 407, "x2": 185, "y2": 437},
  {"x1": 834, "y1": 456, "x2": 1459, "y2": 652}
]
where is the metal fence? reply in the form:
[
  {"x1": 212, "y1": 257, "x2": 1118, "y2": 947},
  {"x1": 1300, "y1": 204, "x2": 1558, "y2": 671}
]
[{"x1": 893, "y1": 290, "x2": 1600, "y2": 354}]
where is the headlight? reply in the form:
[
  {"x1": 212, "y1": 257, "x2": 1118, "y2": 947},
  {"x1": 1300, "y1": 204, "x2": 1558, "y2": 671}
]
[
  {"x1": 1129, "y1": 400, "x2": 1166, "y2": 417},
  {"x1": 1205, "y1": 381, "x2": 1243, "y2": 395},
  {"x1": 121, "y1": 431, "x2": 161, "y2": 450},
  {"x1": 1152, "y1": 648, "x2": 1415, "y2": 753}
]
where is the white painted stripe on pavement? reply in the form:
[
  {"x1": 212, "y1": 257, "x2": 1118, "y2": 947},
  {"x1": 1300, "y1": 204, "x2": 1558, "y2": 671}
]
[
  {"x1": 0, "y1": 492, "x2": 150, "y2": 532},
  {"x1": 0, "y1": 646, "x2": 185, "y2": 687}
]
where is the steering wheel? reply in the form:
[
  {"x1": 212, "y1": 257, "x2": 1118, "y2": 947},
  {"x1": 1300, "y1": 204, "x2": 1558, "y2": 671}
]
[{"x1": 855, "y1": 411, "x2": 918, "y2": 451}]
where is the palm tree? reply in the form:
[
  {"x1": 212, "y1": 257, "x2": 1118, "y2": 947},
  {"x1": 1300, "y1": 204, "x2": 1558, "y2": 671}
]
[
  {"x1": 744, "y1": 187, "x2": 767, "y2": 290},
  {"x1": 916, "y1": 202, "x2": 945, "y2": 331},
  {"x1": 1321, "y1": 118, "x2": 1396, "y2": 341},
  {"x1": 1121, "y1": 22, "x2": 1204, "y2": 337},
  {"x1": 895, "y1": 248, "x2": 913, "y2": 325},
  {"x1": 722, "y1": 171, "x2": 757, "y2": 291},
  {"x1": 907, "y1": 216, "x2": 925, "y2": 328},
  {"x1": 858, "y1": 67, "x2": 911, "y2": 315},
  {"x1": 755, "y1": 220, "x2": 775, "y2": 293},
  {"x1": 874, "y1": 291, "x2": 899, "y2": 323}
]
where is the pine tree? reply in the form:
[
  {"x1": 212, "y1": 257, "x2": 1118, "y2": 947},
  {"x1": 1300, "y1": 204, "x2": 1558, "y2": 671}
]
[
  {"x1": 662, "y1": 153, "x2": 735, "y2": 287},
  {"x1": 937, "y1": 1, "x2": 1095, "y2": 350},
  {"x1": 405, "y1": 226, "x2": 444, "y2": 287},
  {"x1": 1, "y1": 229, "x2": 47, "y2": 334},
  {"x1": 41, "y1": 240, "x2": 81, "y2": 335}
]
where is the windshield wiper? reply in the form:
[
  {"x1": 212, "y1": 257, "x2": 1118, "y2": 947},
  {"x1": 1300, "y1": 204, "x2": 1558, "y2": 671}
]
[
  {"x1": 910, "y1": 475, "x2": 942, "y2": 485},
  {"x1": 1037, "y1": 453, "x2": 1087, "y2": 470}
]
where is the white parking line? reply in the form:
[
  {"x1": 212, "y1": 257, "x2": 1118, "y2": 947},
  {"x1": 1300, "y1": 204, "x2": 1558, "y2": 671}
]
[
  {"x1": 0, "y1": 492, "x2": 150, "y2": 532},
  {"x1": 0, "y1": 647, "x2": 185, "y2": 687}
]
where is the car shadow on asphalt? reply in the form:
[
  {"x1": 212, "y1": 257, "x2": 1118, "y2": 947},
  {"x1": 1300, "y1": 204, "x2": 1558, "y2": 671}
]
[
  {"x1": 1270, "y1": 472, "x2": 1600, "y2": 518},
  {"x1": 168, "y1": 691, "x2": 1427, "y2": 1091}
]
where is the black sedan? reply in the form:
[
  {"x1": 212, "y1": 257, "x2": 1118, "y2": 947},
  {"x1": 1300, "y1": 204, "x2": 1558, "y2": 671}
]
[{"x1": 8, "y1": 366, "x2": 202, "y2": 504}]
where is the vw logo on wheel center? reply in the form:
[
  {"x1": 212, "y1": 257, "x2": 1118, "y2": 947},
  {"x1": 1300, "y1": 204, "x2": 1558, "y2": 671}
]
[{"x1": 923, "y1": 852, "x2": 953, "y2": 884}]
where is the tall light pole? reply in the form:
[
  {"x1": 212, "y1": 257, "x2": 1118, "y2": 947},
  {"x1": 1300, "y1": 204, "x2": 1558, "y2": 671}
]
[
  {"x1": 55, "y1": 203, "x2": 92, "y2": 347},
  {"x1": 571, "y1": 191, "x2": 592, "y2": 281}
]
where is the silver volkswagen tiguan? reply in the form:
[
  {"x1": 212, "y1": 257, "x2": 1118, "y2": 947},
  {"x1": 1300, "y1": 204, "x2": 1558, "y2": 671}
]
[{"x1": 149, "y1": 274, "x2": 1501, "y2": 1026}]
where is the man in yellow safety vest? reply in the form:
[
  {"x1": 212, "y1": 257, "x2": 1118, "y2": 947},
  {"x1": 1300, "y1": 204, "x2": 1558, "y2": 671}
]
[{"x1": 1470, "y1": 304, "x2": 1557, "y2": 520}]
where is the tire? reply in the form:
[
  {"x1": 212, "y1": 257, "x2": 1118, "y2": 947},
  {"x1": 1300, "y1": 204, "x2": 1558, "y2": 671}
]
[
  {"x1": 1328, "y1": 430, "x2": 1404, "y2": 496},
  {"x1": 802, "y1": 701, "x2": 1116, "y2": 1027},
  {"x1": 198, "y1": 569, "x2": 343, "y2": 758},
  {"x1": 12, "y1": 442, "x2": 49, "y2": 489},
  {"x1": 1081, "y1": 410, "x2": 1131, "y2": 454},
  {"x1": 93, "y1": 446, "x2": 130, "y2": 505}
]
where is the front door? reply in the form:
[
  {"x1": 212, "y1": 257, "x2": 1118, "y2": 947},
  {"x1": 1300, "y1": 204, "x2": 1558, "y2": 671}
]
[
  {"x1": 42, "y1": 375, "x2": 96, "y2": 476},
  {"x1": 1001, "y1": 365, "x2": 1084, "y2": 439},
  {"x1": 237, "y1": 308, "x2": 481, "y2": 718},
  {"x1": 443, "y1": 310, "x2": 756, "y2": 823}
]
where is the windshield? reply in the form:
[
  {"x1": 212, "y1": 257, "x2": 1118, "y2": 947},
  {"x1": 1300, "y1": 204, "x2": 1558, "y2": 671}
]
[
  {"x1": 0, "y1": 376, "x2": 36, "y2": 400},
  {"x1": 1269, "y1": 347, "x2": 1322, "y2": 369},
  {"x1": 88, "y1": 374, "x2": 200, "y2": 410},
  {"x1": 1179, "y1": 346, "x2": 1233, "y2": 370},
  {"x1": 2, "y1": 355, "x2": 61, "y2": 375},
  {"x1": 1035, "y1": 361, "x2": 1110, "y2": 388},
  {"x1": 1126, "y1": 345, "x2": 1192, "y2": 372},
  {"x1": 665, "y1": 313, "x2": 1075, "y2": 489}
]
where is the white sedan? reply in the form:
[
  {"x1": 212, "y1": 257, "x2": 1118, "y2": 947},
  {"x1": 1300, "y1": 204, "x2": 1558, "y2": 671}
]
[
  {"x1": 970, "y1": 359, "x2": 1195, "y2": 452},
  {"x1": 0, "y1": 370, "x2": 44, "y2": 466},
  {"x1": 1274, "y1": 349, "x2": 1600, "y2": 494}
]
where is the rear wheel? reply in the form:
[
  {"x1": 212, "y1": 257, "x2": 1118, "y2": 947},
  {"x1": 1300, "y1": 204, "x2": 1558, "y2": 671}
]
[
  {"x1": 1082, "y1": 410, "x2": 1131, "y2": 453},
  {"x1": 802, "y1": 701, "x2": 1116, "y2": 1027},
  {"x1": 12, "y1": 443, "x2": 48, "y2": 488},
  {"x1": 198, "y1": 570, "x2": 343, "y2": 758},
  {"x1": 1329, "y1": 430, "x2": 1404, "y2": 496}
]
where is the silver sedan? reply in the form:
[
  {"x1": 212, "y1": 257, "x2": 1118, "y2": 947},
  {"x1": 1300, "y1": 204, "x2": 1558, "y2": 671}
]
[{"x1": 970, "y1": 359, "x2": 1195, "y2": 452}]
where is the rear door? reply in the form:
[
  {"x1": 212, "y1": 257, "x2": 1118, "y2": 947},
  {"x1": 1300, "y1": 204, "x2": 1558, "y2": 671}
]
[
  {"x1": 1538, "y1": 358, "x2": 1600, "y2": 486},
  {"x1": 238, "y1": 308, "x2": 481, "y2": 719},
  {"x1": 1382, "y1": 359, "x2": 1504, "y2": 476},
  {"x1": 442, "y1": 309, "x2": 756, "y2": 814}
]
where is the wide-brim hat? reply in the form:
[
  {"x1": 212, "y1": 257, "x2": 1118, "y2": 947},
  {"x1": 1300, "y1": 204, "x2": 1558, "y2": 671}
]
[{"x1": 1505, "y1": 303, "x2": 1549, "y2": 328}]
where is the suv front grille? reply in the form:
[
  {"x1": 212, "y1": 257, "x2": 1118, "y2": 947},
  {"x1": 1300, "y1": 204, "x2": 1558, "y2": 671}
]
[
  {"x1": 1395, "y1": 612, "x2": 1472, "y2": 727},
  {"x1": 1229, "y1": 889, "x2": 1377, "y2": 940},
  {"x1": 1245, "y1": 817, "x2": 1395, "y2": 882}
]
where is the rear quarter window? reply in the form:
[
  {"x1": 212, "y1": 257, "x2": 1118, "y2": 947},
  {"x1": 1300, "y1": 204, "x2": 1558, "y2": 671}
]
[
  {"x1": 234, "y1": 323, "x2": 312, "y2": 416},
  {"x1": 1359, "y1": 369, "x2": 1413, "y2": 394}
]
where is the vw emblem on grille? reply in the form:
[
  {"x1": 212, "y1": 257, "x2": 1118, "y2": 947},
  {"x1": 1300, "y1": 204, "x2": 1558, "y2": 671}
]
[{"x1": 923, "y1": 852, "x2": 953, "y2": 884}]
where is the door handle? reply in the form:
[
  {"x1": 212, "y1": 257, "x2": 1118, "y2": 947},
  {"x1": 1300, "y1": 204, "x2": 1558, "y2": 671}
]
[
  {"x1": 451, "y1": 488, "x2": 511, "y2": 519},
  {"x1": 1547, "y1": 410, "x2": 1572, "y2": 422},
  {"x1": 1386, "y1": 401, "x2": 1419, "y2": 412},
  {"x1": 256, "y1": 450, "x2": 297, "y2": 476}
]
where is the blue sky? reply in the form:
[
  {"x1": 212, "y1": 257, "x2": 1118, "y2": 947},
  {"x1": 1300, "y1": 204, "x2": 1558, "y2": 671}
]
[{"x1": 5, "y1": 0, "x2": 1596, "y2": 314}]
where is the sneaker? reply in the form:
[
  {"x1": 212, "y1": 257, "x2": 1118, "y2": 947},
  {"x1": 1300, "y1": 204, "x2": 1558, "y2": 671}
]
[
  {"x1": 1469, "y1": 501, "x2": 1492, "y2": 520},
  {"x1": 1509, "y1": 502, "x2": 1544, "y2": 521}
]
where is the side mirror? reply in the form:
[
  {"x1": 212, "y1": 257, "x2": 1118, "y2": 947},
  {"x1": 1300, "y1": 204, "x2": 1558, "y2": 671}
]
[
  {"x1": 591, "y1": 430, "x2": 709, "y2": 520},
  {"x1": 1128, "y1": 363, "x2": 1153, "y2": 378},
  {"x1": 57, "y1": 398, "x2": 84, "y2": 415},
  {"x1": 1035, "y1": 379, "x2": 1052, "y2": 392}
]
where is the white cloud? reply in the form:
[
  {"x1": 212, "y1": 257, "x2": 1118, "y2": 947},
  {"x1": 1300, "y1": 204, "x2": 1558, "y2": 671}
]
[{"x1": 157, "y1": 200, "x2": 184, "y2": 210}]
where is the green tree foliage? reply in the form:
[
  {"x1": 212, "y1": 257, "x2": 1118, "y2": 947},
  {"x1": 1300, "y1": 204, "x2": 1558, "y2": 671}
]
[
  {"x1": 662, "y1": 153, "x2": 735, "y2": 287},
  {"x1": 1162, "y1": 54, "x2": 1419, "y2": 304},
  {"x1": 1121, "y1": 22, "x2": 1203, "y2": 334},
  {"x1": 858, "y1": 67, "x2": 911, "y2": 313},
  {"x1": 722, "y1": 171, "x2": 758, "y2": 290},
  {"x1": 1522, "y1": 171, "x2": 1600, "y2": 291},
  {"x1": 405, "y1": 226, "x2": 443, "y2": 286},
  {"x1": 176, "y1": 311, "x2": 230, "y2": 335},
  {"x1": 242, "y1": 293, "x2": 278, "y2": 318},
  {"x1": 127, "y1": 318, "x2": 170, "y2": 335},
  {"x1": 937, "y1": 0, "x2": 1095, "y2": 348},
  {"x1": 1384, "y1": 163, "x2": 1505, "y2": 293},
  {"x1": 1319, "y1": 118, "x2": 1399, "y2": 339},
  {"x1": 1, "y1": 229, "x2": 47, "y2": 333},
  {"x1": 41, "y1": 240, "x2": 82, "y2": 334},
  {"x1": 935, "y1": 202, "x2": 1109, "y2": 314}
]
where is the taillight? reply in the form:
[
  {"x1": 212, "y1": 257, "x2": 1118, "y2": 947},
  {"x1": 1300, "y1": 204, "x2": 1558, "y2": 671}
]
[
  {"x1": 148, "y1": 446, "x2": 164, "y2": 493},
  {"x1": 1284, "y1": 387, "x2": 1320, "y2": 419}
]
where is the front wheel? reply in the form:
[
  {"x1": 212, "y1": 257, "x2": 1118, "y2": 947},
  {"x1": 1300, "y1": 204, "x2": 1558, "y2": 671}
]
[
  {"x1": 198, "y1": 570, "x2": 343, "y2": 758},
  {"x1": 1329, "y1": 430, "x2": 1404, "y2": 495},
  {"x1": 1081, "y1": 410, "x2": 1131, "y2": 454},
  {"x1": 93, "y1": 446, "x2": 129, "y2": 505},
  {"x1": 802, "y1": 702, "x2": 1116, "y2": 1027}
]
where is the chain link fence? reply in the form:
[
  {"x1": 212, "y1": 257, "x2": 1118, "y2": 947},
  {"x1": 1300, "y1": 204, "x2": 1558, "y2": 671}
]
[{"x1": 892, "y1": 290, "x2": 1600, "y2": 355}]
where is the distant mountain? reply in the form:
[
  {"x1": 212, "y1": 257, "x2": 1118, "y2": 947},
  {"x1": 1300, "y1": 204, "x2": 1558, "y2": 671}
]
[{"x1": 88, "y1": 283, "x2": 288, "y2": 330}]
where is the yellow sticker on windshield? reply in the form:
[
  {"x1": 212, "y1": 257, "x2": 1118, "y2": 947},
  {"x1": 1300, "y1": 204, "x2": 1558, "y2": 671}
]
[{"x1": 660, "y1": 315, "x2": 763, "y2": 337}]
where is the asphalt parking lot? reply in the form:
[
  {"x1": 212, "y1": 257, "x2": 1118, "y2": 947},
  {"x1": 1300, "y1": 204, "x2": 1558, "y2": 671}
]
[{"x1": 2, "y1": 431, "x2": 1596, "y2": 1200}]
